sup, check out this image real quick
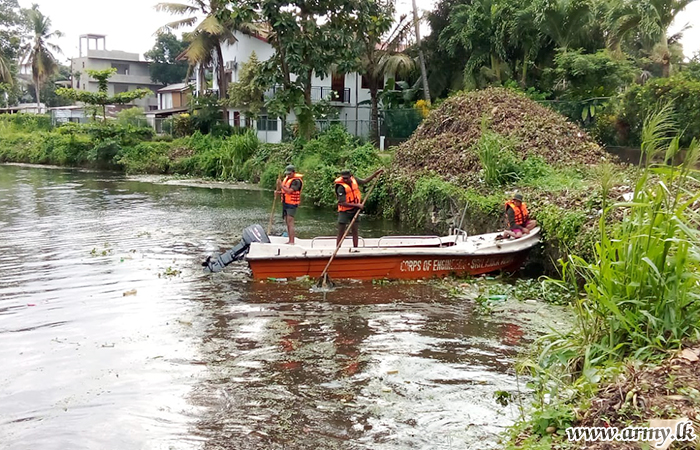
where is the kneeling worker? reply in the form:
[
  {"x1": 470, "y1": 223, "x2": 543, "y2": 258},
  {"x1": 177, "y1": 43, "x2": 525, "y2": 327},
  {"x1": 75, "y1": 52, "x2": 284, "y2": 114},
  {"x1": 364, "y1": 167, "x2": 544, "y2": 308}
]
[
  {"x1": 500, "y1": 193, "x2": 537, "y2": 240},
  {"x1": 276, "y1": 165, "x2": 303, "y2": 244},
  {"x1": 335, "y1": 168, "x2": 383, "y2": 247}
]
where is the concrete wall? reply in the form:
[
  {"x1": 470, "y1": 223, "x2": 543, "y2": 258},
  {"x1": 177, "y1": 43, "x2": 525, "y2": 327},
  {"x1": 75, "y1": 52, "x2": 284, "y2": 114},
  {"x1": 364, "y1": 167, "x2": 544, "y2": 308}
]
[{"x1": 71, "y1": 54, "x2": 161, "y2": 109}]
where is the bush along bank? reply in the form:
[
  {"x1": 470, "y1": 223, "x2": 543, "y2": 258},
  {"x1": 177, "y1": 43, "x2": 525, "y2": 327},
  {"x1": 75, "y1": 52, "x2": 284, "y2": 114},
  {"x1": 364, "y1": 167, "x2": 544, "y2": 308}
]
[
  {"x1": 0, "y1": 116, "x2": 384, "y2": 209},
  {"x1": 498, "y1": 107, "x2": 700, "y2": 450}
]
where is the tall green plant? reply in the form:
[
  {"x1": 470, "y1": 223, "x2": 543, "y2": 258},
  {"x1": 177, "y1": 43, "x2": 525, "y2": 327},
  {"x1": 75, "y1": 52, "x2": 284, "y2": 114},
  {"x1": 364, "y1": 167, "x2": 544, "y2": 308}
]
[
  {"x1": 556, "y1": 104, "x2": 700, "y2": 368},
  {"x1": 476, "y1": 121, "x2": 520, "y2": 186}
]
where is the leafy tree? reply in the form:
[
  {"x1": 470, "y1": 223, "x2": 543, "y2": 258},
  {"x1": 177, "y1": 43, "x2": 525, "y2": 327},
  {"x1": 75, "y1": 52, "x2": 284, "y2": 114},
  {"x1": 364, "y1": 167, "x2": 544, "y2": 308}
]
[
  {"x1": 144, "y1": 32, "x2": 189, "y2": 85},
  {"x1": 156, "y1": 0, "x2": 257, "y2": 99},
  {"x1": 439, "y1": 0, "x2": 522, "y2": 89},
  {"x1": 533, "y1": 0, "x2": 601, "y2": 51},
  {"x1": 550, "y1": 49, "x2": 637, "y2": 99},
  {"x1": 226, "y1": 51, "x2": 265, "y2": 123},
  {"x1": 234, "y1": 0, "x2": 367, "y2": 140},
  {"x1": 26, "y1": 63, "x2": 73, "y2": 107},
  {"x1": 606, "y1": 0, "x2": 695, "y2": 77},
  {"x1": 56, "y1": 68, "x2": 152, "y2": 122},
  {"x1": 23, "y1": 5, "x2": 62, "y2": 110},
  {"x1": 0, "y1": 0, "x2": 23, "y2": 87}
]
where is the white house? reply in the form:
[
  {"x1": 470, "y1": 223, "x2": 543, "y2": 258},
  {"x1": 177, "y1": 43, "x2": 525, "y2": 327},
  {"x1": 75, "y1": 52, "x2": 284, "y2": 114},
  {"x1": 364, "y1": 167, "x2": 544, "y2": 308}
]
[{"x1": 196, "y1": 30, "x2": 374, "y2": 143}]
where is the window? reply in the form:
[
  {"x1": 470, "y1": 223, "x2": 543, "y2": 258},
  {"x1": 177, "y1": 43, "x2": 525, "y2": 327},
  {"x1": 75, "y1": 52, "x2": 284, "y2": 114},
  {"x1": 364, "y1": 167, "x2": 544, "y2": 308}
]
[
  {"x1": 361, "y1": 74, "x2": 369, "y2": 89},
  {"x1": 114, "y1": 84, "x2": 129, "y2": 94},
  {"x1": 256, "y1": 115, "x2": 278, "y2": 131},
  {"x1": 111, "y1": 63, "x2": 130, "y2": 75},
  {"x1": 82, "y1": 62, "x2": 85, "y2": 68}
]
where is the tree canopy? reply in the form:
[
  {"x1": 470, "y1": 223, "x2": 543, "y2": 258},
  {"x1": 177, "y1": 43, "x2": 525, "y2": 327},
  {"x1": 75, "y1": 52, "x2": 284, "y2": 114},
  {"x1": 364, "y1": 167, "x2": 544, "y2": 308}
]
[{"x1": 144, "y1": 32, "x2": 190, "y2": 85}]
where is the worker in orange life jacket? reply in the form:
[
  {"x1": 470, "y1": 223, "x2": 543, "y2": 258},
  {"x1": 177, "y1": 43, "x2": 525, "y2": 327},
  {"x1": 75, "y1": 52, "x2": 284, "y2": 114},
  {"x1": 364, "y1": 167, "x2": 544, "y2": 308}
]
[
  {"x1": 276, "y1": 165, "x2": 303, "y2": 244},
  {"x1": 498, "y1": 193, "x2": 537, "y2": 240},
  {"x1": 334, "y1": 168, "x2": 383, "y2": 247}
]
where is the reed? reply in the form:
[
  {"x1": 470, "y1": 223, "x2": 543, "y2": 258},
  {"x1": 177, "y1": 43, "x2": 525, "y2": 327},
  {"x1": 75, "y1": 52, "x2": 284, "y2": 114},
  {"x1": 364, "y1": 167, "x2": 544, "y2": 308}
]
[{"x1": 553, "y1": 104, "x2": 700, "y2": 368}]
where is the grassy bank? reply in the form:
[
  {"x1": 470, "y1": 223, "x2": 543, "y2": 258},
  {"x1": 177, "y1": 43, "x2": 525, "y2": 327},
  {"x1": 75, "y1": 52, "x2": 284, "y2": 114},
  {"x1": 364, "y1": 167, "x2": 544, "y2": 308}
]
[
  {"x1": 0, "y1": 115, "x2": 382, "y2": 208},
  {"x1": 495, "y1": 108, "x2": 700, "y2": 450}
]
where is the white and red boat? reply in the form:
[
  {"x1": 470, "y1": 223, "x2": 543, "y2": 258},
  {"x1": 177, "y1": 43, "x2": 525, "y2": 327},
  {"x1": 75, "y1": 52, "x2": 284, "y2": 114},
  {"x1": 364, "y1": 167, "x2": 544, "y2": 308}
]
[{"x1": 203, "y1": 225, "x2": 540, "y2": 280}]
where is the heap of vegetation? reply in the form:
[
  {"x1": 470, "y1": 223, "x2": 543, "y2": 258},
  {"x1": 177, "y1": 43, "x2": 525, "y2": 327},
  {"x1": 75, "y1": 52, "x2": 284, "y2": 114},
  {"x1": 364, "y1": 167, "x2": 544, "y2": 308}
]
[
  {"x1": 394, "y1": 88, "x2": 608, "y2": 181},
  {"x1": 378, "y1": 88, "x2": 629, "y2": 263},
  {"x1": 504, "y1": 108, "x2": 700, "y2": 450}
]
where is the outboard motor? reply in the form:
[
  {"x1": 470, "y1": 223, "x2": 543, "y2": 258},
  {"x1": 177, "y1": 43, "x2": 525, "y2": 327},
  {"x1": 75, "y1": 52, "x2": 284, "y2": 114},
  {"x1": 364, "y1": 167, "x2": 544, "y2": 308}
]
[{"x1": 202, "y1": 224, "x2": 270, "y2": 273}]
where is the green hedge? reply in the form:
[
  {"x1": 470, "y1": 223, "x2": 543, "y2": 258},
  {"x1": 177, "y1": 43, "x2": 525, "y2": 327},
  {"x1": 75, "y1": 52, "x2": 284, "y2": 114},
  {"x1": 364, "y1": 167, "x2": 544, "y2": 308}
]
[{"x1": 620, "y1": 74, "x2": 700, "y2": 147}]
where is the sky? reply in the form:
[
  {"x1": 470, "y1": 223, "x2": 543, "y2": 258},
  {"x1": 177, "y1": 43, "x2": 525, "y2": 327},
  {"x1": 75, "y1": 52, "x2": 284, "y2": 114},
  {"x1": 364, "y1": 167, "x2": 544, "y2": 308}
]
[{"x1": 17, "y1": 0, "x2": 700, "y2": 64}]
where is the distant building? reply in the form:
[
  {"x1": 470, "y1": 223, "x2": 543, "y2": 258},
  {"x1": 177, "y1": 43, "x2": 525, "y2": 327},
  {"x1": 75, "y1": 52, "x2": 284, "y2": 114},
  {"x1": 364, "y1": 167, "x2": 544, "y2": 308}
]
[
  {"x1": 70, "y1": 34, "x2": 163, "y2": 112},
  {"x1": 146, "y1": 83, "x2": 193, "y2": 132}
]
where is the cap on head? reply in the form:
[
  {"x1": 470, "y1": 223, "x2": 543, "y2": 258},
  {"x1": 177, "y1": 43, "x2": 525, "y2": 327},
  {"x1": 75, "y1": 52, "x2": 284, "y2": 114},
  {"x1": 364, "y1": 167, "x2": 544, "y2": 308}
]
[
  {"x1": 340, "y1": 169, "x2": 352, "y2": 177},
  {"x1": 285, "y1": 164, "x2": 296, "y2": 174},
  {"x1": 513, "y1": 193, "x2": 524, "y2": 201}
]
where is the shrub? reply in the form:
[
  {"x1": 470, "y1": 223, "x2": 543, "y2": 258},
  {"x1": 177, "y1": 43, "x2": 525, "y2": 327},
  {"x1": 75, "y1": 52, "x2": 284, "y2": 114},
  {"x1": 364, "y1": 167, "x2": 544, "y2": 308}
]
[
  {"x1": 0, "y1": 113, "x2": 52, "y2": 131},
  {"x1": 89, "y1": 139, "x2": 121, "y2": 165},
  {"x1": 620, "y1": 74, "x2": 700, "y2": 147},
  {"x1": 476, "y1": 127, "x2": 520, "y2": 186},
  {"x1": 115, "y1": 142, "x2": 171, "y2": 173},
  {"x1": 260, "y1": 162, "x2": 285, "y2": 190},
  {"x1": 173, "y1": 113, "x2": 195, "y2": 137},
  {"x1": 116, "y1": 107, "x2": 147, "y2": 127}
]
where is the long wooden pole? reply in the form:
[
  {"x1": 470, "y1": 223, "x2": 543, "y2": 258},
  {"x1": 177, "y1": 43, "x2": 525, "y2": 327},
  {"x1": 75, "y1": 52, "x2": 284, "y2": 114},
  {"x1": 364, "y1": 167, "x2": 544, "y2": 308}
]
[
  {"x1": 318, "y1": 180, "x2": 378, "y2": 286},
  {"x1": 267, "y1": 176, "x2": 281, "y2": 235}
]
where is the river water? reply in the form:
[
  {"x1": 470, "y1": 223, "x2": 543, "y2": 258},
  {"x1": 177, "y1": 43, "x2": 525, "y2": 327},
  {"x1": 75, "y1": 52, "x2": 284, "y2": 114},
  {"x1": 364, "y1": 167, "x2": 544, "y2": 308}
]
[{"x1": 0, "y1": 164, "x2": 558, "y2": 450}]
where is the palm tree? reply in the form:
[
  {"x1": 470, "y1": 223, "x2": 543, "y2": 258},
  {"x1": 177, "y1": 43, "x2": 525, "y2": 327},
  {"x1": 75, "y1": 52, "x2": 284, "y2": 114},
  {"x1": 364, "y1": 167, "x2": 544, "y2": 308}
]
[
  {"x1": 156, "y1": 0, "x2": 257, "y2": 99},
  {"x1": 360, "y1": 15, "x2": 415, "y2": 144},
  {"x1": 533, "y1": 0, "x2": 597, "y2": 51},
  {"x1": 24, "y1": 5, "x2": 62, "y2": 112},
  {"x1": 439, "y1": 0, "x2": 510, "y2": 89},
  {"x1": 607, "y1": 0, "x2": 695, "y2": 76},
  {"x1": 0, "y1": 54, "x2": 12, "y2": 85}
]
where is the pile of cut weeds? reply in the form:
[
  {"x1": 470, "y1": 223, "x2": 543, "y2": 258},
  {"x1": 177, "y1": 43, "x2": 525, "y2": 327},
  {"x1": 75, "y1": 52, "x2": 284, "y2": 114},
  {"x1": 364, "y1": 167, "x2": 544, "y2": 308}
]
[{"x1": 393, "y1": 87, "x2": 611, "y2": 182}]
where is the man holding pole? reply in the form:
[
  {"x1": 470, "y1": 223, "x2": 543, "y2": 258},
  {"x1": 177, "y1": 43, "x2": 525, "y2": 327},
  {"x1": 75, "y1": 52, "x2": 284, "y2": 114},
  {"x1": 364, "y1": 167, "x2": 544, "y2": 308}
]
[
  {"x1": 334, "y1": 168, "x2": 383, "y2": 247},
  {"x1": 276, "y1": 165, "x2": 303, "y2": 244}
]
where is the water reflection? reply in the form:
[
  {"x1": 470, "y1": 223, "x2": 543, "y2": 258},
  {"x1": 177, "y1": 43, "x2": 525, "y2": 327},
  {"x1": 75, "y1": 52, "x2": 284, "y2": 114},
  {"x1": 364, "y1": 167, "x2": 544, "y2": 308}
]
[{"x1": 1, "y1": 164, "x2": 533, "y2": 450}]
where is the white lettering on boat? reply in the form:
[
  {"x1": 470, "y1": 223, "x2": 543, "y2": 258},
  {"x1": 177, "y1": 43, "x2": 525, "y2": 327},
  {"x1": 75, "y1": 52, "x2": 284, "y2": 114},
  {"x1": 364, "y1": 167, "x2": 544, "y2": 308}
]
[{"x1": 399, "y1": 256, "x2": 517, "y2": 272}]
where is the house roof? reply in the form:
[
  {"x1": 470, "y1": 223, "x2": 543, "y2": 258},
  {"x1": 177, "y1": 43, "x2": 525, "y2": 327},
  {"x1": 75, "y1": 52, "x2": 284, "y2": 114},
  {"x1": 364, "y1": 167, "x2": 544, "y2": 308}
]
[
  {"x1": 158, "y1": 83, "x2": 191, "y2": 93},
  {"x1": 145, "y1": 106, "x2": 188, "y2": 117}
]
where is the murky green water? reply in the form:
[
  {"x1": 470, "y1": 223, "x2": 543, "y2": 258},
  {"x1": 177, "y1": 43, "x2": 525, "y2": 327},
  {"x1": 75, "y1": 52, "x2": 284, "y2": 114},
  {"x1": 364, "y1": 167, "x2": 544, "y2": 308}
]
[{"x1": 0, "y1": 164, "x2": 562, "y2": 450}]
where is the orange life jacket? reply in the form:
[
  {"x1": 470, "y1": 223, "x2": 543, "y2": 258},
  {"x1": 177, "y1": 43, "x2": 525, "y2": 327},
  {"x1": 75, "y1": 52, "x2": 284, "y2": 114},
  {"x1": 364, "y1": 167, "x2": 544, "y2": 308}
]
[
  {"x1": 282, "y1": 173, "x2": 303, "y2": 205},
  {"x1": 505, "y1": 200, "x2": 529, "y2": 226},
  {"x1": 335, "y1": 176, "x2": 361, "y2": 212}
]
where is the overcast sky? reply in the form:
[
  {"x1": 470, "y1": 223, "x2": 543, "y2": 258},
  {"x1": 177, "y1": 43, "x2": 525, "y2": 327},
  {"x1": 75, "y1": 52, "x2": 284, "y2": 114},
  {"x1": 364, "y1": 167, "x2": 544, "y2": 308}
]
[{"x1": 17, "y1": 0, "x2": 700, "y2": 64}]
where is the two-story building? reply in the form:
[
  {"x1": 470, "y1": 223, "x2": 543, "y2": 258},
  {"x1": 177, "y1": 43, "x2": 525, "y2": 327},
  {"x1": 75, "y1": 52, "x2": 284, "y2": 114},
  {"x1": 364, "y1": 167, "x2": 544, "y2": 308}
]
[
  {"x1": 70, "y1": 34, "x2": 164, "y2": 112},
  {"x1": 194, "y1": 30, "x2": 374, "y2": 143}
]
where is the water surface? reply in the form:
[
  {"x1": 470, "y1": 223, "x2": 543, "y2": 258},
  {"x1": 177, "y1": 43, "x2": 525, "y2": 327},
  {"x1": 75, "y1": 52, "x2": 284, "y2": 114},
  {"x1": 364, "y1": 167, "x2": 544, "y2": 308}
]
[{"x1": 0, "y1": 164, "x2": 552, "y2": 449}]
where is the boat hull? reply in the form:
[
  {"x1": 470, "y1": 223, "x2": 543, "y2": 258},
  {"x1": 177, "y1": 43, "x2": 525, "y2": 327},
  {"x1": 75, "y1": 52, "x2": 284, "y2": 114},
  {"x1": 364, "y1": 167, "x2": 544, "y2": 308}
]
[{"x1": 248, "y1": 249, "x2": 530, "y2": 280}]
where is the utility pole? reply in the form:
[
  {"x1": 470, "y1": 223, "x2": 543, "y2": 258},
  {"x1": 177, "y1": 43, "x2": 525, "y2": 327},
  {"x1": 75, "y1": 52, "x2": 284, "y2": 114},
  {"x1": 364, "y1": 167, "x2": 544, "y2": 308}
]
[{"x1": 411, "y1": 0, "x2": 431, "y2": 105}]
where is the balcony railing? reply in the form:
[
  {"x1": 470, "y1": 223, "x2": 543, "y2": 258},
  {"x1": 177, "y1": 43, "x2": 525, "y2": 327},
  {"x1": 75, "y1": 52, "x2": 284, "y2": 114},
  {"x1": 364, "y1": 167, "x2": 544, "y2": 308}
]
[{"x1": 263, "y1": 85, "x2": 351, "y2": 104}]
